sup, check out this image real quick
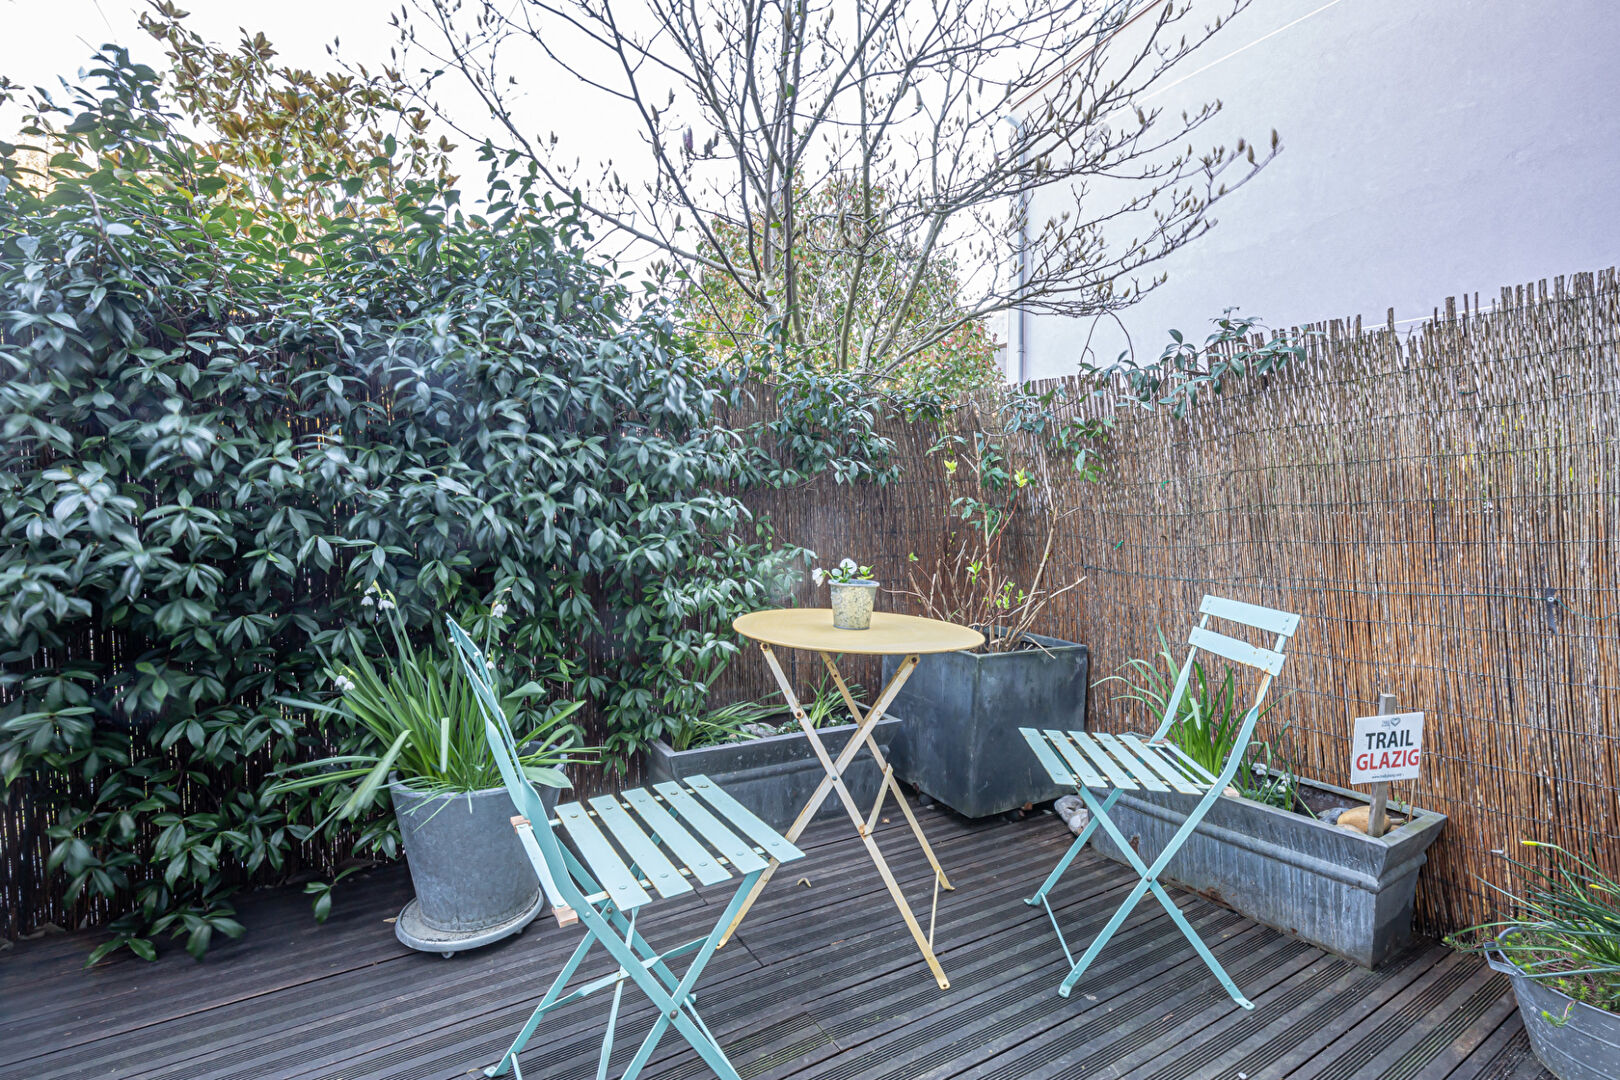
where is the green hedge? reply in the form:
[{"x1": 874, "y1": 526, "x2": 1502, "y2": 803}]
[{"x1": 0, "y1": 52, "x2": 899, "y2": 958}]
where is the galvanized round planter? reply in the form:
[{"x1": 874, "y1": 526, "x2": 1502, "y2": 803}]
[
  {"x1": 389, "y1": 782, "x2": 554, "y2": 957},
  {"x1": 1490, "y1": 933, "x2": 1620, "y2": 1080}
]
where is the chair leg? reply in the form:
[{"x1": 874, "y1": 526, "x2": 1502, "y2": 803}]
[
  {"x1": 588, "y1": 868, "x2": 766, "y2": 1080},
  {"x1": 1056, "y1": 872, "x2": 1153, "y2": 998},
  {"x1": 1024, "y1": 788, "x2": 1119, "y2": 907},
  {"x1": 1060, "y1": 786, "x2": 1254, "y2": 1010},
  {"x1": 1143, "y1": 877, "x2": 1254, "y2": 1009},
  {"x1": 559, "y1": 842, "x2": 690, "y2": 1000},
  {"x1": 485, "y1": 930, "x2": 598, "y2": 1077},
  {"x1": 595, "y1": 913, "x2": 633, "y2": 1080}
]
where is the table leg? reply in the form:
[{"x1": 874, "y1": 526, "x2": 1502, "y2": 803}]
[
  {"x1": 716, "y1": 644, "x2": 954, "y2": 990},
  {"x1": 821, "y1": 654, "x2": 953, "y2": 892}
]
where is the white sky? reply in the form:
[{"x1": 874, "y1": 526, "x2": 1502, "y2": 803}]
[{"x1": 0, "y1": 0, "x2": 649, "y2": 207}]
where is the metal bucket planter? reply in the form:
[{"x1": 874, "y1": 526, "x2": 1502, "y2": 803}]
[
  {"x1": 1090, "y1": 776, "x2": 1446, "y2": 968},
  {"x1": 1489, "y1": 933, "x2": 1620, "y2": 1080},
  {"x1": 881, "y1": 631, "x2": 1089, "y2": 818},
  {"x1": 646, "y1": 716, "x2": 902, "y2": 831},
  {"x1": 389, "y1": 782, "x2": 555, "y2": 957}
]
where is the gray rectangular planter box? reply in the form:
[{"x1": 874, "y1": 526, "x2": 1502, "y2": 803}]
[
  {"x1": 1088, "y1": 775, "x2": 1446, "y2": 968},
  {"x1": 883, "y1": 631, "x2": 1088, "y2": 819},
  {"x1": 645, "y1": 716, "x2": 902, "y2": 832}
]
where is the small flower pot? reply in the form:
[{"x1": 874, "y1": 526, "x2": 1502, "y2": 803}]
[{"x1": 829, "y1": 580, "x2": 879, "y2": 629}]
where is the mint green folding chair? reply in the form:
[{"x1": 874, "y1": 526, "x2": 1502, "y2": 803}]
[
  {"x1": 1019, "y1": 595, "x2": 1300, "y2": 1010},
  {"x1": 448, "y1": 621, "x2": 804, "y2": 1080}
]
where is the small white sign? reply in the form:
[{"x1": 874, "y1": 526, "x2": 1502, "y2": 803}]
[{"x1": 1350, "y1": 711, "x2": 1425, "y2": 784}]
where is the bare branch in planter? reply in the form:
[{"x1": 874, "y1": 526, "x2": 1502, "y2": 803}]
[{"x1": 896, "y1": 404, "x2": 1085, "y2": 651}]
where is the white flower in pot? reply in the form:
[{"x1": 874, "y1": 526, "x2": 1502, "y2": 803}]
[{"x1": 817, "y1": 558, "x2": 878, "y2": 629}]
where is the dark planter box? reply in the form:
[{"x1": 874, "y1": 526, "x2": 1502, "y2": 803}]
[
  {"x1": 1091, "y1": 776, "x2": 1446, "y2": 968},
  {"x1": 646, "y1": 716, "x2": 902, "y2": 832},
  {"x1": 882, "y1": 631, "x2": 1089, "y2": 819},
  {"x1": 1490, "y1": 931, "x2": 1620, "y2": 1080}
]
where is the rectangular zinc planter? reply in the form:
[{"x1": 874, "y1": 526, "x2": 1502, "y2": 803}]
[
  {"x1": 645, "y1": 716, "x2": 903, "y2": 832},
  {"x1": 1090, "y1": 775, "x2": 1446, "y2": 968}
]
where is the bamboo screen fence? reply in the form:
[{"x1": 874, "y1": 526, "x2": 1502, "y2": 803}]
[
  {"x1": 4, "y1": 267, "x2": 1617, "y2": 940},
  {"x1": 731, "y1": 267, "x2": 1620, "y2": 936}
]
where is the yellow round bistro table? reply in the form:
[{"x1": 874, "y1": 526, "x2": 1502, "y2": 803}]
[{"x1": 720, "y1": 608, "x2": 984, "y2": 990}]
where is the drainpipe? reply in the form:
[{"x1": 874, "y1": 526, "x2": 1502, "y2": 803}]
[{"x1": 1001, "y1": 113, "x2": 1029, "y2": 385}]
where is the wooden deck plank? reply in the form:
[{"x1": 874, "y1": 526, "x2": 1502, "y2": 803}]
[
  {"x1": 1413, "y1": 992, "x2": 1528, "y2": 1080},
  {"x1": 13, "y1": 810, "x2": 1030, "y2": 1080},
  {"x1": 1182, "y1": 943, "x2": 1447, "y2": 1080},
  {"x1": 263, "y1": 818, "x2": 1082, "y2": 1080},
  {"x1": 932, "y1": 930, "x2": 1311, "y2": 1080},
  {"x1": 275, "y1": 816, "x2": 1082, "y2": 1080},
  {"x1": 1442, "y1": 1018, "x2": 1545, "y2": 1080},
  {"x1": 0, "y1": 808, "x2": 1523, "y2": 1080},
  {"x1": 1287, "y1": 952, "x2": 1514, "y2": 1080}
]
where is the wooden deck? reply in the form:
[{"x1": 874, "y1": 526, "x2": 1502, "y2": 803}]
[{"x1": 1, "y1": 806, "x2": 1549, "y2": 1080}]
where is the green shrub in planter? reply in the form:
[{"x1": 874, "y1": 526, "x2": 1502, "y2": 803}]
[
  {"x1": 272, "y1": 596, "x2": 589, "y2": 951},
  {"x1": 271, "y1": 588, "x2": 590, "y2": 816}
]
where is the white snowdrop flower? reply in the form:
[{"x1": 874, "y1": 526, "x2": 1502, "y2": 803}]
[
  {"x1": 490, "y1": 602, "x2": 509, "y2": 619},
  {"x1": 377, "y1": 597, "x2": 396, "y2": 612},
  {"x1": 333, "y1": 674, "x2": 356, "y2": 693},
  {"x1": 360, "y1": 595, "x2": 374, "y2": 608}
]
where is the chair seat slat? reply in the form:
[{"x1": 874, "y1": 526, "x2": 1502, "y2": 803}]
[
  {"x1": 588, "y1": 796, "x2": 694, "y2": 899},
  {"x1": 1161, "y1": 739, "x2": 1222, "y2": 785},
  {"x1": 686, "y1": 775, "x2": 805, "y2": 864},
  {"x1": 652, "y1": 782, "x2": 769, "y2": 873},
  {"x1": 1020, "y1": 728, "x2": 1074, "y2": 786},
  {"x1": 1043, "y1": 730, "x2": 1117, "y2": 789},
  {"x1": 1198, "y1": 595, "x2": 1301, "y2": 637},
  {"x1": 619, "y1": 788, "x2": 731, "y2": 886},
  {"x1": 1118, "y1": 734, "x2": 1207, "y2": 794},
  {"x1": 555, "y1": 801, "x2": 652, "y2": 911},
  {"x1": 1186, "y1": 625, "x2": 1286, "y2": 676},
  {"x1": 1065, "y1": 731, "x2": 1141, "y2": 790},
  {"x1": 1093, "y1": 733, "x2": 1170, "y2": 792}
]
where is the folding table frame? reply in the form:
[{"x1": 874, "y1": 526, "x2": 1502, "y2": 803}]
[
  {"x1": 722, "y1": 609, "x2": 984, "y2": 990},
  {"x1": 449, "y1": 621, "x2": 806, "y2": 1080},
  {"x1": 1019, "y1": 595, "x2": 1301, "y2": 1010}
]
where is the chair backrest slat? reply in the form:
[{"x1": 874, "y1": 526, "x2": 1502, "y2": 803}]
[
  {"x1": 1149, "y1": 595, "x2": 1300, "y2": 745},
  {"x1": 1198, "y1": 595, "x2": 1301, "y2": 638},
  {"x1": 1186, "y1": 625, "x2": 1287, "y2": 676}
]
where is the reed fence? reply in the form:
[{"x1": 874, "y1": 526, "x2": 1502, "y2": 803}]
[{"x1": 732, "y1": 267, "x2": 1620, "y2": 936}]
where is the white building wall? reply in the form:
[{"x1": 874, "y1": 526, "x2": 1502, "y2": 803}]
[{"x1": 1015, "y1": 0, "x2": 1620, "y2": 381}]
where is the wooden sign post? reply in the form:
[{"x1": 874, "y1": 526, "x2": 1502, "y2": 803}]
[
  {"x1": 1350, "y1": 692, "x2": 1425, "y2": 839},
  {"x1": 1368, "y1": 693, "x2": 1396, "y2": 837}
]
